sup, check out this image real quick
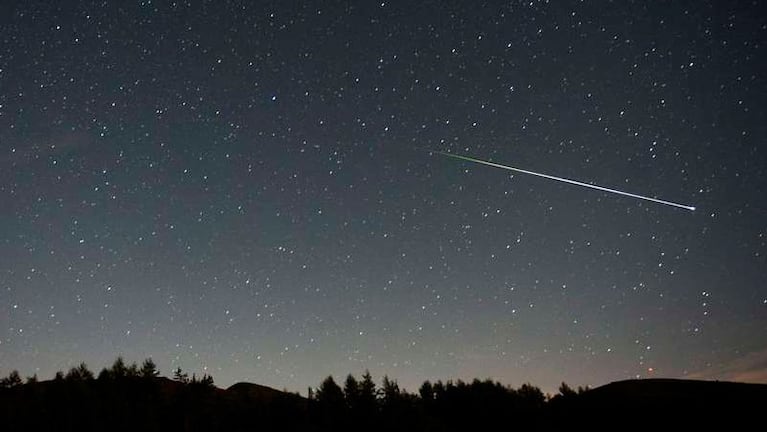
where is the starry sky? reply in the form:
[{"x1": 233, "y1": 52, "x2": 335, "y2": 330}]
[{"x1": 1, "y1": 1, "x2": 766, "y2": 394}]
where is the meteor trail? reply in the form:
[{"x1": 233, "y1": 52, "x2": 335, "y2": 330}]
[{"x1": 430, "y1": 150, "x2": 696, "y2": 211}]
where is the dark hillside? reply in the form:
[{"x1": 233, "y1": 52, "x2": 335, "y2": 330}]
[{"x1": 2, "y1": 361, "x2": 765, "y2": 431}]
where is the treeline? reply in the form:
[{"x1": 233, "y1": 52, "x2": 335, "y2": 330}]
[
  {"x1": 7, "y1": 357, "x2": 761, "y2": 430},
  {"x1": 1, "y1": 357, "x2": 214, "y2": 388},
  {"x1": 307, "y1": 371, "x2": 583, "y2": 430},
  {"x1": 0, "y1": 358, "x2": 236, "y2": 431},
  {"x1": 0, "y1": 357, "x2": 589, "y2": 431}
]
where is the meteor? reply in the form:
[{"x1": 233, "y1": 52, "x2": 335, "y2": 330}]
[{"x1": 430, "y1": 150, "x2": 696, "y2": 211}]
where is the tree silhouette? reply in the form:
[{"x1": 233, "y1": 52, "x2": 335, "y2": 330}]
[
  {"x1": 316, "y1": 375, "x2": 344, "y2": 406},
  {"x1": 173, "y1": 367, "x2": 189, "y2": 384},
  {"x1": 126, "y1": 361, "x2": 139, "y2": 377},
  {"x1": 0, "y1": 370, "x2": 22, "y2": 388},
  {"x1": 518, "y1": 382, "x2": 546, "y2": 411},
  {"x1": 140, "y1": 358, "x2": 159, "y2": 379},
  {"x1": 380, "y1": 374, "x2": 412, "y2": 425},
  {"x1": 97, "y1": 368, "x2": 110, "y2": 380},
  {"x1": 65, "y1": 362, "x2": 94, "y2": 381},
  {"x1": 381, "y1": 375, "x2": 401, "y2": 406},
  {"x1": 559, "y1": 382, "x2": 577, "y2": 398},
  {"x1": 79, "y1": 362, "x2": 94, "y2": 379},
  {"x1": 419, "y1": 380, "x2": 434, "y2": 401},
  {"x1": 199, "y1": 374, "x2": 214, "y2": 387},
  {"x1": 343, "y1": 374, "x2": 360, "y2": 409},
  {"x1": 358, "y1": 370, "x2": 377, "y2": 415},
  {"x1": 189, "y1": 373, "x2": 214, "y2": 388},
  {"x1": 432, "y1": 380, "x2": 446, "y2": 400},
  {"x1": 314, "y1": 375, "x2": 345, "y2": 428},
  {"x1": 110, "y1": 357, "x2": 127, "y2": 379}
]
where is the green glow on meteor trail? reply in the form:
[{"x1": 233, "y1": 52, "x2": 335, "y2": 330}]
[{"x1": 430, "y1": 150, "x2": 696, "y2": 211}]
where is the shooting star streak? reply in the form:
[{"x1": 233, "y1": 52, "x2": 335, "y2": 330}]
[{"x1": 430, "y1": 150, "x2": 696, "y2": 211}]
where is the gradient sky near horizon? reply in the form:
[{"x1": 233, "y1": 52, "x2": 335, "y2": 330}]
[{"x1": 1, "y1": 1, "x2": 766, "y2": 394}]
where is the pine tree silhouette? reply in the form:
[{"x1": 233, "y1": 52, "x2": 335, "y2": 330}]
[
  {"x1": 173, "y1": 367, "x2": 189, "y2": 384},
  {"x1": 140, "y1": 358, "x2": 159, "y2": 379},
  {"x1": 0, "y1": 370, "x2": 22, "y2": 388}
]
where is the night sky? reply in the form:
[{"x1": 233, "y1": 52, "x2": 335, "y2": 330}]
[{"x1": 2, "y1": 1, "x2": 766, "y2": 394}]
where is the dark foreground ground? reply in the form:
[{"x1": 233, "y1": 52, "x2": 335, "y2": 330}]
[{"x1": 1, "y1": 373, "x2": 765, "y2": 431}]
